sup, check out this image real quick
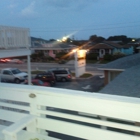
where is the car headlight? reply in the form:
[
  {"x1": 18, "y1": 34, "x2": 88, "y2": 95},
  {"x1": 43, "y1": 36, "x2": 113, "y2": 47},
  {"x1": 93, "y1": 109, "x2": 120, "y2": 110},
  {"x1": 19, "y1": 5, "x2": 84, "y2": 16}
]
[{"x1": 18, "y1": 76, "x2": 24, "y2": 79}]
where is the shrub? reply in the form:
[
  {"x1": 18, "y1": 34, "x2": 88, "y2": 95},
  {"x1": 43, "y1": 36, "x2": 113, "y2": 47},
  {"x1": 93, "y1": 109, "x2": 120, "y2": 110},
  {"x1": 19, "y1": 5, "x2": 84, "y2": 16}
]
[
  {"x1": 42, "y1": 56, "x2": 55, "y2": 62},
  {"x1": 31, "y1": 53, "x2": 38, "y2": 59},
  {"x1": 37, "y1": 52, "x2": 44, "y2": 58},
  {"x1": 112, "y1": 52, "x2": 125, "y2": 60},
  {"x1": 55, "y1": 52, "x2": 69, "y2": 59},
  {"x1": 86, "y1": 53, "x2": 98, "y2": 60},
  {"x1": 104, "y1": 54, "x2": 113, "y2": 61}
]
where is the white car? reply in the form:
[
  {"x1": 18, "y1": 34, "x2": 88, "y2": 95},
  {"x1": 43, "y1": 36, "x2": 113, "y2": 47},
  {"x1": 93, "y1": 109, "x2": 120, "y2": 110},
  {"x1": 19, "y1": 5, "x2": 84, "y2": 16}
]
[{"x1": 0, "y1": 68, "x2": 28, "y2": 83}]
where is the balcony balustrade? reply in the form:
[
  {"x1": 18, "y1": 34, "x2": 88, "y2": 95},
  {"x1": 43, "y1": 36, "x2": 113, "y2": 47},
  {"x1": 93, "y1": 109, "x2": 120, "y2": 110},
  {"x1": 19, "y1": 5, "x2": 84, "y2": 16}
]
[
  {"x1": 0, "y1": 26, "x2": 30, "y2": 49},
  {"x1": 0, "y1": 83, "x2": 140, "y2": 140}
]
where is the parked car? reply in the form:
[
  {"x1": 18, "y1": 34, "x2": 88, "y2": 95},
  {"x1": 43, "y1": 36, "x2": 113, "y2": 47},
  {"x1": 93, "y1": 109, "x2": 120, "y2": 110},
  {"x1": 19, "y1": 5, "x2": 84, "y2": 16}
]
[
  {"x1": 35, "y1": 71, "x2": 56, "y2": 86},
  {"x1": 48, "y1": 68, "x2": 72, "y2": 82},
  {"x1": 24, "y1": 79, "x2": 50, "y2": 87},
  {"x1": 0, "y1": 68, "x2": 28, "y2": 83}
]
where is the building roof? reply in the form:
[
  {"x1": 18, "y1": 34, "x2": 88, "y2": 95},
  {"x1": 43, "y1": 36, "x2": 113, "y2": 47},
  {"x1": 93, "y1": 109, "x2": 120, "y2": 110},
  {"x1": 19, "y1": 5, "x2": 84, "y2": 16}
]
[
  {"x1": 31, "y1": 42, "x2": 77, "y2": 50},
  {"x1": 99, "y1": 53, "x2": 140, "y2": 70},
  {"x1": 122, "y1": 44, "x2": 133, "y2": 48},
  {"x1": 99, "y1": 64, "x2": 140, "y2": 98},
  {"x1": 90, "y1": 43, "x2": 113, "y2": 49},
  {"x1": 89, "y1": 41, "x2": 131, "y2": 50},
  {"x1": 103, "y1": 41, "x2": 123, "y2": 48}
]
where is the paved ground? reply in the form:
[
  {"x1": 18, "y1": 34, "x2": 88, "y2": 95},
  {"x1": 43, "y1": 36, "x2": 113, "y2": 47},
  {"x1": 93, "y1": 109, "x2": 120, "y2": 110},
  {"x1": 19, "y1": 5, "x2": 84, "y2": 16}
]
[{"x1": 54, "y1": 75, "x2": 104, "y2": 92}]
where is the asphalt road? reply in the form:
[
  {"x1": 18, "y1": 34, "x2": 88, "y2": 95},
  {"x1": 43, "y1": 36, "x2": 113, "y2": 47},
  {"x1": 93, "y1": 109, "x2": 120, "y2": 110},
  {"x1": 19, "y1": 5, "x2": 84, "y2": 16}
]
[{"x1": 54, "y1": 75, "x2": 104, "y2": 92}]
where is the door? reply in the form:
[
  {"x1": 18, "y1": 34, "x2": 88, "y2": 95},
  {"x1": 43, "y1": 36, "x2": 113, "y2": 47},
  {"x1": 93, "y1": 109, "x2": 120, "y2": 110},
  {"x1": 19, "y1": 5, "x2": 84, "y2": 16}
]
[{"x1": 2, "y1": 70, "x2": 14, "y2": 82}]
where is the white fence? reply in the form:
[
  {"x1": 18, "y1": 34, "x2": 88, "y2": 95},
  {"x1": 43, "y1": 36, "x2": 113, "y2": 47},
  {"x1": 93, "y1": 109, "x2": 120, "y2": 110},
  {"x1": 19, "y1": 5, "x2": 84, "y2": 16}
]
[
  {"x1": 0, "y1": 26, "x2": 30, "y2": 49},
  {"x1": 0, "y1": 83, "x2": 140, "y2": 140}
]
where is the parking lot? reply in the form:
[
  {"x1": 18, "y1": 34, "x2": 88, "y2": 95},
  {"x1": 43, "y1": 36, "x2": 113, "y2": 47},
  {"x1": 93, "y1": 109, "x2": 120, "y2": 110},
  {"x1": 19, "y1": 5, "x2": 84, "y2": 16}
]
[
  {"x1": 54, "y1": 75, "x2": 104, "y2": 92},
  {"x1": 0, "y1": 62, "x2": 104, "y2": 92}
]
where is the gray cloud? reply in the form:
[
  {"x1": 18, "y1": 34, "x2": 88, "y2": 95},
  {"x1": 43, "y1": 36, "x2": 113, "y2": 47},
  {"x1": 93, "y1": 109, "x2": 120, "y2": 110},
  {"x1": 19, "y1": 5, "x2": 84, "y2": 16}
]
[
  {"x1": 41, "y1": 0, "x2": 96, "y2": 9},
  {"x1": 20, "y1": 1, "x2": 38, "y2": 18}
]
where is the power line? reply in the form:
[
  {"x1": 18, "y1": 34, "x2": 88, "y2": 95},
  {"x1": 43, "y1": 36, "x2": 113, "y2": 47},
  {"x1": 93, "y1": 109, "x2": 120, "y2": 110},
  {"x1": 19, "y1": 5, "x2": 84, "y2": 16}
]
[
  {"x1": 31, "y1": 24, "x2": 140, "y2": 33},
  {"x1": 30, "y1": 20, "x2": 140, "y2": 30}
]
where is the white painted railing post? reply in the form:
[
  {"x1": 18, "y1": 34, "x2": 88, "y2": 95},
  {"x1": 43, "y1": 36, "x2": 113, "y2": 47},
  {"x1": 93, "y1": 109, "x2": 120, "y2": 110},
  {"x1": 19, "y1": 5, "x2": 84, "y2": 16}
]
[
  {"x1": 26, "y1": 119, "x2": 37, "y2": 133},
  {"x1": 28, "y1": 93, "x2": 48, "y2": 135},
  {"x1": 27, "y1": 93, "x2": 38, "y2": 134},
  {"x1": 27, "y1": 55, "x2": 31, "y2": 85},
  {"x1": 100, "y1": 116, "x2": 107, "y2": 130},
  {"x1": 4, "y1": 133, "x2": 17, "y2": 140}
]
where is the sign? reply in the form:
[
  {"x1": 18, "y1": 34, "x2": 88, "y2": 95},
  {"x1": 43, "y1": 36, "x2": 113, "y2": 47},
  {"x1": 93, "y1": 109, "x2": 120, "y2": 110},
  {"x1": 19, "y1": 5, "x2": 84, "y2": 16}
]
[
  {"x1": 74, "y1": 50, "x2": 86, "y2": 77},
  {"x1": 77, "y1": 50, "x2": 86, "y2": 67}
]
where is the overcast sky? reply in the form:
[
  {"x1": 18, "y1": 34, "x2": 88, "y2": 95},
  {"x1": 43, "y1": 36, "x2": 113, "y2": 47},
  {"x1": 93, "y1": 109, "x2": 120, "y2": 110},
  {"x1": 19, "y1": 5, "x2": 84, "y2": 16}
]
[{"x1": 1, "y1": 0, "x2": 140, "y2": 40}]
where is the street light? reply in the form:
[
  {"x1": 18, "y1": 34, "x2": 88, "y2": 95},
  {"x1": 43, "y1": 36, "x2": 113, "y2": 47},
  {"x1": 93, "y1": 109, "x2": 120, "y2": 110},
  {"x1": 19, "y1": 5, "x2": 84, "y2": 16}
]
[{"x1": 62, "y1": 36, "x2": 67, "y2": 42}]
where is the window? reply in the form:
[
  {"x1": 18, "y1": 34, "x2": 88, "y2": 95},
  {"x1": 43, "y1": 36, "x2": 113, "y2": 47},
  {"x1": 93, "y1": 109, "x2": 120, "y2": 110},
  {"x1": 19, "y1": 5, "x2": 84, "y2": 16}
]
[
  {"x1": 11, "y1": 69, "x2": 21, "y2": 74},
  {"x1": 53, "y1": 50, "x2": 56, "y2": 54},
  {"x1": 53, "y1": 70, "x2": 67, "y2": 74},
  {"x1": 3, "y1": 70, "x2": 12, "y2": 75}
]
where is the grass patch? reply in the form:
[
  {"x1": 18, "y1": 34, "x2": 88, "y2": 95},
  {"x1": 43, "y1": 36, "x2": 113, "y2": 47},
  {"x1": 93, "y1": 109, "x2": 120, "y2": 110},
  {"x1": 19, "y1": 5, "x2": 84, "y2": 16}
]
[
  {"x1": 72, "y1": 73, "x2": 92, "y2": 78},
  {"x1": 99, "y1": 60, "x2": 112, "y2": 64},
  {"x1": 80, "y1": 73, "x2": 93, "y2": 78},
  {"x1": 71, "y1": 73, "x2": 75, "y2": 77},
  {"x1": 86, "y1": 60, "x2": 98, "y2": 64},
  {"x1": 31, "y1": 70, "x2": 45, "y2": 74}
]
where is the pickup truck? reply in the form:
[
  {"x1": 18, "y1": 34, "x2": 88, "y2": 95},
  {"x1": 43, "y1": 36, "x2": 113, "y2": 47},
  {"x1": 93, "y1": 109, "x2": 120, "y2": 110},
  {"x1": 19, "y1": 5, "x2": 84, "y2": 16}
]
[{"x1": 0, "y1": 68, "x2": 28, "y2": 83}]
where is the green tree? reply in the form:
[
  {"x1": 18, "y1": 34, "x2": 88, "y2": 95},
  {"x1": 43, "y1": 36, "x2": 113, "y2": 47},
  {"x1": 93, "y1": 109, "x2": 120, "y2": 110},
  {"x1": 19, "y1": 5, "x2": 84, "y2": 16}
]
[
  {"x1": 49, "y1": 39, "x2": 56, "y2": 42},
  {"x1": 55, "y1": 52, "x2": 68, "y2": 59},
  {"x1": 112, "y1": 52, "x2": 125, "y2": 60},
  {"x1": 89, "y1": 35, "x2": 105, "y2": 43},
  {"x1": 86, "y1": 53, "x2": 98, "y2": 60},
  {"x1": 107, "y1": 35, "x2": 132, "y2": 44}
]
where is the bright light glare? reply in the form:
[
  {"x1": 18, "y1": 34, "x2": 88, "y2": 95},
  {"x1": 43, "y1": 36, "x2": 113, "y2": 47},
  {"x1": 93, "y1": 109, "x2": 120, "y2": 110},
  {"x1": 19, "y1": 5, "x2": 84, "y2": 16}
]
[
  {"x1": 62, "y1": 37, "x2": 67, "y2": 42},
  {"x1": 72, "y1": 49, "x2": 76, "y2": 52}
]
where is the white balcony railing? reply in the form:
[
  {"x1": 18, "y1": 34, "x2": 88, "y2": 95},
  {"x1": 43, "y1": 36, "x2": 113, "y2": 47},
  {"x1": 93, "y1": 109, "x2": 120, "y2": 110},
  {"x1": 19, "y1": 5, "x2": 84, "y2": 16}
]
[
  {"x1": 0, "y1": 26, "x2": 30, "y2": 49},
  {"x1": 0, "y1": 83, "x2": 140, "y2": 140}
]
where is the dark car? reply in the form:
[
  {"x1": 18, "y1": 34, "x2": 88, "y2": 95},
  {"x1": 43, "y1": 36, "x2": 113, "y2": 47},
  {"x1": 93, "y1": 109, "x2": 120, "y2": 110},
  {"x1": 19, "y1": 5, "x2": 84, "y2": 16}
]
[
  {"x1": 24, "y1": 79, "x2": 50, "y2": 87},
  {"x1": 34, "y1": 71, "x2": 56, "y2": 86}
]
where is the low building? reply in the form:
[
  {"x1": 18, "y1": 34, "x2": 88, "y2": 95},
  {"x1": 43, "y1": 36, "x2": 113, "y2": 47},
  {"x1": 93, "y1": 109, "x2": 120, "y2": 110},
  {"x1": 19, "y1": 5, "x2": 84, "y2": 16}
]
[
  {"x1": 86, "y1": 41, "x2": 133, "y2": 59},
  {"x1": 99, "y1": 64, "x2": 140, "y2": 98},
  {"x1": 98, "y1": 53, "x2": 140, "y2": 85},
  {"x1": 31, "y1": 41, "x2": 77, "y2": 58}
]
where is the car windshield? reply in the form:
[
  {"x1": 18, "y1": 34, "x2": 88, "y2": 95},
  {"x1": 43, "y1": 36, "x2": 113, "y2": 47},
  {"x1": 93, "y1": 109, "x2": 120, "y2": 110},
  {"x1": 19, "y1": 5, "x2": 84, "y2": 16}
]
[
  {"x1": 11, "y1": 69, "x2": 21, "y2": 74},
  {"x1": 38, "y1": 80, "x2": 44, "y2": 85}
]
